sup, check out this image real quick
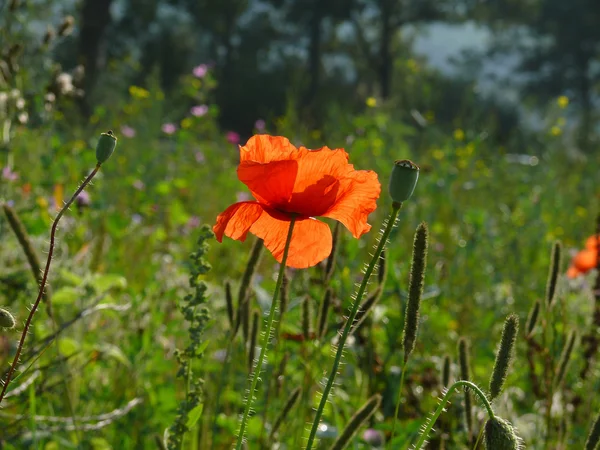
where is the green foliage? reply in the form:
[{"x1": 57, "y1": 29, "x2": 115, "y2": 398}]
[
  {"x1": 0, "y1": 3, "x2": 599, "y2": 449},
  {"x1": 167, "y1": 226, "x2": 213, "y2": 449}
]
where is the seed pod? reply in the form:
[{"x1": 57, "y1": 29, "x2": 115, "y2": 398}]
[
  {"x1": 329, "y1": 394, "x2": 381, "y2": 450},
  {"x1": 402, "y1": 222, "x2": 428, "y2": 363},
  {"x1": 585, "y1": 410, "x2": 600, "y2": 450},
  {"x1": 351, "y1": 285, "x2": 382, "y2": 333},
  {"x1": 377, "y1": 250, "x2": 387, "y2": 286},
  {"x1": 95, "y1": 130, "x2": 117, "y2": 165},
  {"x1": 489, "y1": 314, "x2": 519, "y2": 400},
  {"x1": 317, "y1": 288, "x2": 332, "y2": 340},
  {"x1": 241, "y1": 298, "x2": 250, "y2": 343},
  {"x1": 389, "y1": 159, "x2": 419, "y2": 204},
  {"x1": 525, "y1": 300, "x2": 540, "y2": 338},
  {"x1": 554, "y1": 330, "x2": 577, "y2": 389},
  {"x1": 279, "y1": 272, "x2": 289, "y2": 317},
  {"x1": 324, "y1": 223, "x2": 340, "y2": 284},
  {"x1": 269, "y1": 387, "x2": 302, "y2": 440},
  {"x1": 484, "y1": 417, "x2": 520, "y2": 450},
  {"x1": 237, "y1": 238, "x2": 264, "y2": 307},
  {"x1": 3, "y1": 204, "x2": 53, "y2": 311},
  {"x1": 442, "y1": 354, "x2": 451, "y2": 388},
  {"x1": 0, "y1": 308, "x2": 16, "y2": 329},
  {"x1": 302, "y1": 297, "x2": 312, "y2": 341},
  {"x1": 545, "y1": 241, "x2": 562, "y2": 307},
  {"x1": 458, "y1": 337, "x2": 473, "y2": 437},
  {"x1": 248, "y1": 310, "x2": 260, "y2": 371},
  {"x1": 224, "y1": 280, "x2": 235, "y2": 329}
]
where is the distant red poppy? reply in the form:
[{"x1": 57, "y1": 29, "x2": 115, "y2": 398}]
[
  {"x1": 213, "y1": 135, "x2": 381, "y2": 268},
  {"x1": 567, "y1": 235, "x2": 599, "y2": 278}
]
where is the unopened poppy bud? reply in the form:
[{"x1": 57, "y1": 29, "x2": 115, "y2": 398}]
[
  {"x1": 484, "y1": 417, "x2": 521, "y2": 450},
  {"x1": 389, "y1": 159, "x2": 419, "y2": 204},
  {"x1": 0, "y1": 308, "x2": 16, "y2": 329},
  {"x1": 96, "y1": 130, "x2": 117, "y2": 164}
]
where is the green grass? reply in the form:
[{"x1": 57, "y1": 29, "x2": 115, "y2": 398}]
[{"x1": 1, "y1": 73, "x2": 599, "y2": 450}]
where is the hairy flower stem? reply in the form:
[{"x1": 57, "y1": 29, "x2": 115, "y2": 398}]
[
  {"x1": 305, "y1": 203, "x2": 402, "y2": 450},
  {"x1": 235, "y1": 217, "x2": 296, "y2": 450},
  {"x1": 413, "y1": 380, "x2": 494, "y2": 450},
  {"x1": 0, "y1": 164, "x2": 101, "y2": 405},
  {"x1": 391, "y1": 362, "x2": 407, "y2": 441}
]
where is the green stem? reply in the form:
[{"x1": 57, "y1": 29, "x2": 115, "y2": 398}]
[
  {"x1": 235, "y1": 217, "x2": 296, "y2": 450},
  {"x1": 473, "y1": 425, "x2": 485, "y2": 449},
  {"x1": 390, "y1": 360, "x2": 407, "y2": 442},
  {"x1": 305, "y1": 203, "x2": 402, "y2": 450},
  {"x1": 413, "y1": 380, "x2": 494, "y2": 450},
  {"x1": 0, "y1": 164, "x2": 101, "y2": 405}
]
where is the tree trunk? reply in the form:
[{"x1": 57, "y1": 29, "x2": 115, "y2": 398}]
[
  {"x1": 306, "y1": 0, "x2": 323, "y2": 107},
  {"x1": 378, "y1": 0, "x2": 393, "y2": 99},
  {"x1": 78, "y1": 0, "x2": 113, "y2": 115}
]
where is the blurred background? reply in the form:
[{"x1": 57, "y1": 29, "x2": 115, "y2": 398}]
[
  {"x1": 1, "y1": 0, "x2": 600, "y2": 449},
  {"x1": 2, "y1": 0, "x2": 600, "y2": 146}
]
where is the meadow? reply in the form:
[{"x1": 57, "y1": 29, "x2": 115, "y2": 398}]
[{"x1": 1, "y1": 3, "x2": 600, "y2": 449}]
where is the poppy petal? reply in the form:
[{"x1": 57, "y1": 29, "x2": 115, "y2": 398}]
[
  {"x1": 238, "y1": 159, "x2": 297, "y2": 207},
  {"x1": 284, "y1": 147, "x2": 354, "y2": 217},
  {"x1": 249, "y1": 209, "x2": 333, "y2": 268},
  {"x1": 566, "y1": 266, "x2": 581, "y2": 279},
  {"x1": 572, "y1": 248, "x2": 598, "y2": 272},
  {"x1": 239, "y1": 135, "x2": 299, "y2": 163},
  {"x1": 322, "y1": 170, "x2": 381, "y2": 238},
  {"x1": 585, "y1": 235, "x2": 599, "y2": 250},
  {"x1": 213, "y1": 201, "x2": 264, "y2": 243}
]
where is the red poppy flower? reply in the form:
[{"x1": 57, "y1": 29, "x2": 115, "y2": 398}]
[
  {"x1": 567, "y1": 235, "x2": 599, "y2": 278},
  {"x1": 213, "y1": 135, "x2": 381, "y2": 268}
]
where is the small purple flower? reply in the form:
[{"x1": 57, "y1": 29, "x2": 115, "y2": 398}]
[
  {"x1": 192, "y1": 64, "x2": 208, "y2": 78},
  {"x1": 226, "y1": 131, "x2": 240, "y2": 145},
  {"x1": 76, "y1": 191, "x2": 91, "y2": 207},
  {"x1": 362, "y1": 428, "x2": 384, "y2": 447},
  {"x1": 161, "y1": 123, "x2": 177, "y2": 135},
  {"x1": 120, "y1": 125, "x2": 136, "y2": 138},
  {"x1": 1, "y1": 166, "x2": 18, "y2": 182},
  {"x1": 254, "y1": 119, "x2": 266, "y2": 131},
  {"x1": 236, "y1": 192, "x2": 251, "y2": 202},
  {"x1": 131, "y1": 214, "x2": 142, "y2": 225},
  {"x1": 195, "y1": 151, "x2": 205, "y2": 163},
  {"x1": 186, "y1": 216, "x2": 201, "y2": 229},
  {"x1": 133, "y1": 180, "x2": 145, "y2": 191},
  {"x1": 190, "y1": 105, "x2": 209, "y2": 117}
]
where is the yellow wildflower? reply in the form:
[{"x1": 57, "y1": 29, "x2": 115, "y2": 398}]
[
  {"x1": 557, "y1": 96, "x2": 569, "y2": 108},
  {"x1": 453, "y1": 128, "x2": 465, "y2": 141},
  {"x1": 129, "y1": 85, "x2": 150, "y2": 99},
  {"x1": 181, "y1": 117, "x2": 193, "y2": 129},
  {"x1": 550, "y1": 126, "x2": 562, "y2": 136},
  {"x1": 366, "y1": 97, "x2": 377, "y2": 108}
]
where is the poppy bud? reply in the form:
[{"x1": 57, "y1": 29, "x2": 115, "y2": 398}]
[
  {"x1": 96, "y1": 130, "x2": 117, "y2": 165},
  {"x1": 0, "y1": 307, "x2": 16, "y2": 329},
  {"x1": 484, "y1": 417, "x2": 521, "y2": 450},
  {"x1": 389, "y1": 159, "x2": 419, "y2": 204}
]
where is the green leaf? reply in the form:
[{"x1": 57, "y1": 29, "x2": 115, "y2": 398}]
[
  {"x1": 52, "y1": 287, "x2": 81, "y2": 305},
  {"x1": 185, "y1": 403, "x2": 204, "y2": 429},
  {"x1": 58, "y1": 338, "x2": 80, "y2": 357},
  {"x1": 59, "y1": 269, "x2": 84, "y2": 286},
  {"x1": 95, "y1": 344, "x2": 131, "y2": 368},
  {"x1": 89, "y1": 274, "x2": 127, "y2": 292},
  {"x1": 90, "y1": 437, "x2": 112, "y2": 450}
]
